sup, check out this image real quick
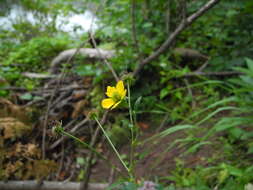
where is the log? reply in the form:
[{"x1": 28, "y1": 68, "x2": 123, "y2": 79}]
[
  {"x1": 22, "y1": 72, "x2": 58, "y2": 79},
  {"x1": 49, "y1": 48, "x2": 115, "y2": 74},
  {"x1": 0, "y1": 181, "x2": 193, "y2": 190},
  {"x1": 0, "y1": 181, "x2": 108, "y2": 190},
  {"x1": 173, "y1": 48, "x2": 208, "y2": 61}
]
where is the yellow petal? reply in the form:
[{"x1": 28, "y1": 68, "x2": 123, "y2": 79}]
[
  {"x1": 116, "y1": 80, "x2": 126, "y2": 97},
  {"x1": 101, "y1": 98, "x2": 115, "y2": 109},
  {"x1": 111, "y1": 100, "x2": 121, "y2": 109},
  {"x1": 116, "y1": 80, "x2": 124, "y2": 93},
  {"x1": 120, "y1": 89, "x2": 127, "y2": 99},
  {"x1": 106, "y1": 86, "x2": 116, "y2": 97}
]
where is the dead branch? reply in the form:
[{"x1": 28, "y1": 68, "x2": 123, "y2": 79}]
[
  {"x1": 49, "y1": 48, "x2": 115, "y2": 74},
  {"x1": 0, "y1": 181, "x2": 108, "y2": 190},
  {"x1": 22, "y1": 72, "x2": 57, "y2": 79},
  {"x1": 173, "y1": 48, "x2": 209, "y2": 61},
  {"x1": 133, "y1": 0, "x2": 220, "y2": 77},
  {"x1": 196, "y1": 59, "x2": 210, "y2": 72}
]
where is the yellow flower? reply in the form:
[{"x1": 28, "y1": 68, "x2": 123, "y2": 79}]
[{"x1": 101, "y1": 80, "x2": 127, "y2": 109}]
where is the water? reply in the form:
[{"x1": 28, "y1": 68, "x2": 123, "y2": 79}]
[{"x1": 0, "y1": 3, "x2": 98, "y2": 36}]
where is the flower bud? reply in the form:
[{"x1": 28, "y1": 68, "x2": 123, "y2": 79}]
[
  {"x1": 121, "y1": 72, "x2": 135, "y2": 84},
  {"x1": 87, "y1": 110, "x2": 98, "y2": 120}
]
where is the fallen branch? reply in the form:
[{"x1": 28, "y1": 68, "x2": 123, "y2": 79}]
[
  {"x1": 133, "y1": 0, "x2": 220, "y2": 77},
  {"x1": 22, "y1": 72, "x2": 57, "y2": 79},
  {"x1": 49, "y1": 48, "x2": 115, "y2": 74},
  {"x1": 0, "y1": 181, "x2": 108, "y2": 190}
]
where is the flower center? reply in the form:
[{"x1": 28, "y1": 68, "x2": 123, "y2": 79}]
[{"x1": 112, "y1": 92, "x2": 121, "y2": 102}]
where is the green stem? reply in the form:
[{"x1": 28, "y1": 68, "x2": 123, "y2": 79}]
[
  {"x1": 60, "y1": 130, "x2": 98, "y2": 153},
  {"x1": 127, "y1": 82, "x2": 134, "y2": 125},
  {"x1": 127, "y1": 81, "x2": 134, "y2": 175},
  {"x1": 94, "y1": 117, "x2": 131, "y2": 176},
  {"x1": 59, "y1": 129, "x2": 123, "y2": 175}
]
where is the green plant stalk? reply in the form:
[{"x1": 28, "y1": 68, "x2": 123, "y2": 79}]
[
  {"x1": 60, "y1": 130, "x2": 99, "y2": 155},
  {"x1": 127, "y1": 81, "x2": 135, "y2": 175},
  {"x1": 59, "y1": 129, "x2": 124, "y2": 175},
  {"x1": 94, "y1": 116, "x2": 131, "y2": 177}
]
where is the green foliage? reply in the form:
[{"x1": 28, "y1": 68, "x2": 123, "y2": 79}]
[
  {"x1": 4, "y1": 35, "x2": 71, "y2": 71},
  {"x1": 167, "y1": 162, "x2": 253, "y2": 190},
  {"x1": 0, "y1": 35, "x2": 72, "y2": 91}
]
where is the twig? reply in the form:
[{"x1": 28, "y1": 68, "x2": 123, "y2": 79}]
[
  {"x1": 22, "y1": 72, "x2": 58, "y2": 79},
  {"x1": 133, "y1": 0, "x2": 220, "y2": 77},
  {"x1": 183, "y1": 78, "x2": 196, "y2": 109},
  {"x1": 156, "y1": 113, "x2": 170, "y2": 132},
  {"x1": 108, "y1": 167, "x2": 115, "y2": 185},
  {"x1": 182, "y1": 71, "x2": 243, "y2": 77},
  {"x1": 196, "y1": 59, "x2": 210, "y2": 72},
  {"x1": 89, "y1": 32, "x2": 119, "y2": 82},
  {"x1": 63, "y1": 166, "x2": 76, "y2": 182}
]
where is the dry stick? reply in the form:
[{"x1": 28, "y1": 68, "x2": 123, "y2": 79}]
[
  {"x1": 156, "y1": 113, "x2": 170, "y2": 132},
  {"x1": 133, "y1": 0, "x2": 221, "y2": 77},
  {"x1": 89, "y1": 32, "x2": 119, "y2": 82},
  {"x1": 196, "y1": 58, "x2": 210, "y2": 72},
  {"x1": 183, "y1": 78, "x2": 196, "y2": 109},
  {"x1": 108, "y1": 167, "x2": 115, "y2": 185}
]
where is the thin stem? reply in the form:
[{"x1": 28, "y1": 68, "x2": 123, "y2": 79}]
[
  {"x1": 60, "y1": 130, "x2": 112, "y2": 166},
  {"x1": 127, "y1": 81, "x2": 134, "y2": 174},
  {"x1": 59, "y1": 129, "x2": 123, "y2": 175},
  {"x1": 94, "y1": 117, "x2": 131, "y2": 176},
  {"x1": 127, "y1": 82, "x2": 134, "y2": 125}
]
